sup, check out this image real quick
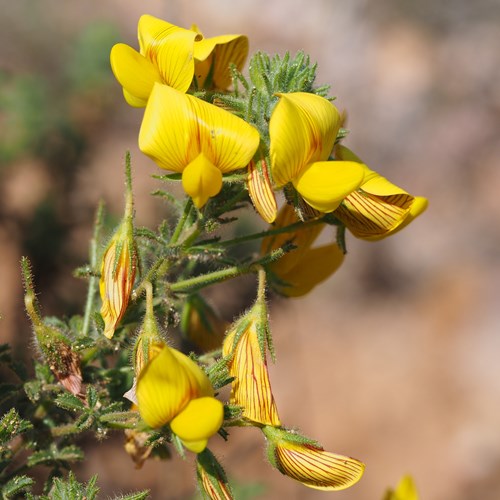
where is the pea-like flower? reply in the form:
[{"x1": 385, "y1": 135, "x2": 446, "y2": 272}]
[
  {"x1": 261, "y1": 204, "x2": 344, "y2": 297},
  {"x1": 263, "y1": 426, "x2": 365, "y2": 491},
  {"x1": 191, "y1": 24, "x2": 248, "y2": 90},
  {"x1": 110, "y1": 15, "x2": 248, "y2": 107},
  {"x1": 139, "y1": 83, "x2": 260, "y2": 208},
  {"x1": 136, "y1": 341, "x2": 224, "y2": 453},
  {"x1": 333, "y1": 145, "x2": 428, "y2": 240},
  {"x1": 269, "y1": 92, "x2": 365, "y2": 213},
  {"x1": 222, "y1": 305, "x2": 281, "y2": 427},
  {"x1": 99, "y1": 198, "x2": 137, "y2": 339}
]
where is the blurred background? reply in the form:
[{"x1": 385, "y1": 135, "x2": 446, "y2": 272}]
[{"x1": 1, "y1": 0, "x2": 500, "y2": 498}]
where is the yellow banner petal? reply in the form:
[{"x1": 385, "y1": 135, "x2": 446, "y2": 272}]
[
  {"x1": 270, "y1": 92, "x2": 340, "y2": 187},
  {"x1": 110, "y1": 43, "x2": 161, "y2": 102},
  {"x1": 294, "y1": 160, "x2": 365, "y2": 213},
  {"x1": 139, "y1": 84, "x2": 259, "y2": 177},
  {"x1": 138, "y1": 15, "x2": 201, "y2": 93},
  {"x1": 136, "y1": 344, "x2": 201, "y2": 429}
]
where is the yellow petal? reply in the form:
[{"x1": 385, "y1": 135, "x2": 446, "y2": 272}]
[
  {"x1": 170, "y1": 397, "x2": 224, "y2": 453},
  {"x1": 169, "y1": 347, "x2": 214, "y2": 398},
  {"x1": 223, "y1": 324, "x2": 281, "y2": 427},
  {"x1": 110, "y1": 43, "x2": 161, "y2": 103},
  {"x1": 140, "y1": 84, "x2": 260, "y2": 175},
  {"x1": 270, "y1": 92, "x2": 340, "y2": 187},
  {"x1": 194, "y1": 34, "x2": 248, "y2": 89},
  {"x1": 277, "y1": 243, "x2": 344, "y2": 297},
  {"x1": 294, "y1": 160, "x2": 365, "y2": 213},
  {"x1": 274, "y1": 442, "x2": 365, "y2": 491},
  {"x1": 123, "y1": 88, "x2": 148, "y2": 108},
  {"x1": 136, "y1": 344, "x2": 203, "y2": 428},
  {"x1": 99, "y1": 221, "x2": 136, "y2": 339},
  {"x1": 247, "y1": 159, "x2": 278, "y2": 223},
  {"x1": 182, "y1": 153, "x2": 223, "y2": 208},
  {"x1": 138, "y1": 15, "x2": 201, "y2": 93}
]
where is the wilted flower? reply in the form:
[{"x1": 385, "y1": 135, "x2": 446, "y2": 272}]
[
  {"x1": 333, "y1": 145, "x2": 428, "y2": 240},
  {"x1": 99, "y1": 192, "x2": 137, "y2": 339},
  {"x1": 383, "y1": 475, "x2": 419, "y2": 500},
  {"x1": 263, "y1": 426, "x2": 365, "y2": 491},
  {"x1": 222, "y1": 303, "x2": 281, "y2": 427},
  {"x1": 261, "y1": 204, "x2": 344, "y2": 297},
  {"x1": 269, "y1": 92, "x2": 364, "y2": 212},
  {"x1": 139, "y1": 84, "x2": 260, "y2": 208},
  {"x1": 22, "y1": 257, "x2": 82, "y2": 396}
]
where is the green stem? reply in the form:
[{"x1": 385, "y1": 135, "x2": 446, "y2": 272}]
[
  {"x1": 133, "y1": 257, "x2": 169, "y2": 299},
  {"x1": 169, "y1": 264, "x2": 254, "y2": 294},
  {"x1": 170, "y1": 198, "x2": 194, "y2": 245},
  {"x1": 198, "y1": 217, "x2": 324, "y2": 249},
  {"x1": 82, "y1": 201, "x2": 104, "y2": 336}
]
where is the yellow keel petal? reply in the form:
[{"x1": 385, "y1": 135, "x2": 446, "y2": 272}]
[{"x1": 182, "y1": 154, "x2": 223, "y2": 208}]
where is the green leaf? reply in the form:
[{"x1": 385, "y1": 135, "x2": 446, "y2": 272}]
[
  {"x1": 1, "y1": 474, "x2": 35, "y2": 498},
  {"x1": 27, "y1": 444, "x2": 84, "y2": 467},
  {"x1": 111, "y1": 491, "x2": 150, "y2": 500},
  {"x1": 86, "y1": 386, "x2": 98, "y2": 409},
  {"x1": 46, "y1": 472, "x2": 99, "y2": 500},
  {"x1": 0, "y1": 408, "x2": 32, "y2": 445},
  {"x1": 55, "y1": 393, "x2": 86, "y2": 413}
]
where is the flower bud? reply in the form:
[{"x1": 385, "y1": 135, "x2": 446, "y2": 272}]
[
  {"x1": 222, "y1": 302, "x2": 280, "y2": 427},
  {"x1": 263, "y1": 426, "x2": 365, "y2": 491},
  {"x1": 196, "y1": 448, "x2": 234, "y2": 500}
]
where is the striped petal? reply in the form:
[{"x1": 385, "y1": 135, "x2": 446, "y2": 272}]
[
  {"x1": 334, "y1": 164, "x2": 422, "y2": 240},
  {"x1": 136, "y1": 343, "x2": 208, "y2": 429},
  {"x1": 273, "y1": 442, "x2": 365, "y2": 491},
  {"x1": 276, "y1": 243, "x2": 344, "y2": 297},
  {"x1": 139, "y1": 84, "x2": 259, "y2": 175},
  {"x1": 247, "y1": 159, "x2": 278, "y2": 223},
  {"x1": 99, "y1": 219, "x2": 136, "y2": 339},
  {"x1": 223, "y1": 322, "x2": 281, "y2": 427},
  {"x1": 170, "y1": 397, "x2": 224, "y2": 453},
  {"x1": 193, "y1": 30, "x2": 249, "y2": 89},
  {"x1": 110, "y1": 43, "x2": 161, "y2": 104},
  {"x1": 270, "y1": 92, "x2": 340, "y2": 187},
  {"x1": 138, "y1": 15, "x2": 200, "y2": 93},
  {"x1": 294, "y1": 160, "x2": 365, "y2": 213}
]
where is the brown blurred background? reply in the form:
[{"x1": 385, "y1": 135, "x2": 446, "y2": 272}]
[{"x1": 1, "y1": 0, "x2": 500, "y2": 498}]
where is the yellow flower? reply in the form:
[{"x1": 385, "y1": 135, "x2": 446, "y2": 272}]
[
  {"x1": 110, "y1": 15, "x2": 202, "y2": 107},
  {"x1": 269, "y1": 92, "x2": 364, "y2": 212},
  {"x1": 136, "y1": 341, "x2": 223, "y2": 453},
  {"x1": 110, "y1": 15, "x2": 249, "y2": 106},
  {"x1": 383, "y1": 475, "x2": 419, "y2": 500},
  {"x1": 99, "y1": 211, "x2": 137, "y2": 339},
  {"x1": 139, "y1": 83, "x2": 260, "y2": 208},
  {"x1": 222, "y1": 305, "x2": 281, "y2": 427},
  {"x1": 261, "y1": 204, "x2": 344, "y2": 297},
  {"x1": 263, "y1": 426, "x2": 365, "y2": 491},
  {"x1": 191, "y1": 24, "x2": 248, "y2": 90},
  {"x1": 333, "y1": 145, "x2": 428, "y2": 240}
]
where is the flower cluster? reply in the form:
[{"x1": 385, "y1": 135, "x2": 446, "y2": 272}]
[{"x1": 84, "y1": 12, "x2": 428, "y2": 498}]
